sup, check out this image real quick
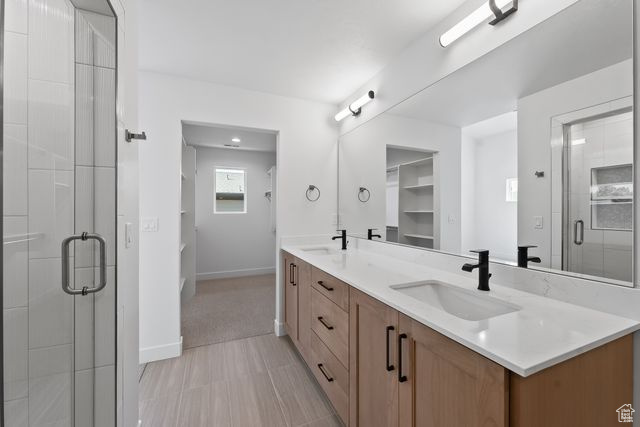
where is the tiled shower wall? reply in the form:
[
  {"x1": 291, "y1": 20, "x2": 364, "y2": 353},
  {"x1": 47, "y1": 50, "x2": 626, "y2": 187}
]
[{"x1": 3, "y1": 0, "x2": 116, "y2": 425}]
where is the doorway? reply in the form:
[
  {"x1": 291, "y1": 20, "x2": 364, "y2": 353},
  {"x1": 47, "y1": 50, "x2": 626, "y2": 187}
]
[{"x1": 179, "y1": 122, "x2": 278, "y2": 350}]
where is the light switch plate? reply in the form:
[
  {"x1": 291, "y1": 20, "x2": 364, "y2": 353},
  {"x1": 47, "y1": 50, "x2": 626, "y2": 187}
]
[
  {"x1": 125, "y1": 222, "x2": 134, "y2": 248},
  {"x1": 534, "y1": 216, "x2": 543, "y2": 229},
  {"x1": 141, "y1": 217, "x2": 159, "y2": 232}
]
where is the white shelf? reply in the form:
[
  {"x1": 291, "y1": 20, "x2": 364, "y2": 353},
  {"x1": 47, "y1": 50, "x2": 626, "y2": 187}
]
[
  {"x1": 404, "y1": 210, "x2": 434, "y2": 214},
  {"x1": 180, "y1": 277, "x2": 186, "y2": 291},
  {"x1": 400, "y1": 157, "x2": 433, "y2": 167},
  {"x1": 403, "y1": 183, "x2": 433, "y2": 190},
  {"x1": 403, "y1": 233, "x2": 434, "y2": 240},
  {"x1": 180, "y1": 242, "x2": 186, "y2": 252}
]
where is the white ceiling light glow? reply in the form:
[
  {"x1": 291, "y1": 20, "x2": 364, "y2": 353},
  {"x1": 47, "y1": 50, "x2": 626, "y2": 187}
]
[
  {"x1": 334, "y1": 90, "x2": 376, "y2": 122},
  {"x1": 439, "y1": 0, "x2": 517, "y2": 48},
  {"x1": 231, "y1": 137, "x2": 241, "y2": 143}
]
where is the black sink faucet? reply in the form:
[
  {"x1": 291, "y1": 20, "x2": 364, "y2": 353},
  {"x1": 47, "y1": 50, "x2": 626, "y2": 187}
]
[
  {"x1": 462, "y1": 250, "x2": 492, "y2": 291},
  {"x1": 367, "y1": 228, "x2": 382, "y2": 240},
  {"x1": 517, "y1": 245, "x2": 542, "y2": 268},
  {"x1": 332, "y1": 230, "x2": 348, "y2": 250}
]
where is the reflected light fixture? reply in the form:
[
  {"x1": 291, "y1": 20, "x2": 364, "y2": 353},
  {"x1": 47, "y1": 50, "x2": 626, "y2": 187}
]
[
  {"x1": 439, "y1": 0, "x2": 518, "y2": 48},
  {"x1": 231, "y1": 137, "x2": 241, "y2": 143},
  {"x1": 334, "y1": 90, "x2": 375, "y2": 122}
]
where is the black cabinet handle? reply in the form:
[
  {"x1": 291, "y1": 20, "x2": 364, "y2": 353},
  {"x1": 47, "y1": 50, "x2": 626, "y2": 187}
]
[
  {"x1": 289, "y1": 263, "x2": 294, "y2": 284},
  {"x1": 292, "y1": 264, "x2": 297, "y2": 286},
  {"x1": 398, "y1": 333, "x2": 408, "y2": 383},
  {"x1": 317, "y1": 363, "x2": 334, "y2": 382},
  {"x1": 317, "y1": 316, "x2": 334, "y2": 330},
  {"x1": 386, "y1": 326, "x2": 395, "y2": 372},
  {"x1": 317, "y1": 280, "x2": 334, "y2": 291}
]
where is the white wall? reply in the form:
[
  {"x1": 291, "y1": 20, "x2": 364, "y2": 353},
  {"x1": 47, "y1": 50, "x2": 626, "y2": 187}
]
[
  {"x1": 195, "y1": 147, "x2": 277, "y2": 279},
  {"x1": 138, "y1": 71, "x2": 337, "y2": 362},
  {"x1": 518, "y1": 60, "x2": 633, "y2": 268},
  {"x1": 113, "y1": 0, "x2": 140, "y2": 424},
  {"x1": 337, "y1": 0, "x2": 579, "y2": 136},
  {"x1": 461, "y1": 130, "x2": 517, "y2": 261},
  {"x1": 339, "y1": 113, "x2": 461, "y2": 253}
]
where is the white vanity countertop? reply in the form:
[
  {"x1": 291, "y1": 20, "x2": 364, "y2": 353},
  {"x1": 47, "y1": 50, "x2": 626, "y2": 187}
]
[{"x1": 281, "y1": 243, "x2": 640, "y2": 377}]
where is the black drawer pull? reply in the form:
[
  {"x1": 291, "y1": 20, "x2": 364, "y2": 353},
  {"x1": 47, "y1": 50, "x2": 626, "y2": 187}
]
[
  {"x1": 289, "y1": 263, "x2": 294, "y2": 284},
  {"x1": 386, "y1": 326, "x2": 395, "y2": 372},
  {"x1": 292, "y1": 264, "x2": 297, "y2": 286},
  {"x1": 317, "y1": 363, "x2": 334, "y2": 382},
  {"x1": 398, "y1": 333, "x2": 408, "y2": 383},
  {"x1": 317, "y1": 316, "x2": 334, "y2": 330},
  {"x1": 317, "y1": 280, "x2": 334, "y2": 291}
]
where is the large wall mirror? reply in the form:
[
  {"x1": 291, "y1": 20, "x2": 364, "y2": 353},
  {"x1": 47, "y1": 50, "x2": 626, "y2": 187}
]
[{"x1": 338, "y1": 0, "x2": 635, "y2": 287}]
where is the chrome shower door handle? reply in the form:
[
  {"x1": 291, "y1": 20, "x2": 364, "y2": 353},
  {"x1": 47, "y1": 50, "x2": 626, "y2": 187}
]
[
  {"x1": 573, "y1": 220, "x2": 584, "y2": 246},
  {"x1": 61, "y1": 233, "x2": 107, "y2": 296}
]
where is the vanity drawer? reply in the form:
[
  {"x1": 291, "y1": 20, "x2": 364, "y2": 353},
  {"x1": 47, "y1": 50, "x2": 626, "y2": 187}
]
[
  {"x1": 310, "y1": 332, "x2": 349, "y2": 423},
  {"x1": 311, "y1": 267, "x2": 349, "y2": 311},
  {"x1": 311, "y1": 289, "x2": 349, "y2": 366}
]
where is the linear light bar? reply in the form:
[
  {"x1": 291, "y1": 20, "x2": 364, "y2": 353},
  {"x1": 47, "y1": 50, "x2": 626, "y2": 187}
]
[
  {"x1": 439, "y1": 0, "x2": 517, "y2": 48},
  {"x1": 335, "y1": 90, "x2": 375, "y2": 122}
]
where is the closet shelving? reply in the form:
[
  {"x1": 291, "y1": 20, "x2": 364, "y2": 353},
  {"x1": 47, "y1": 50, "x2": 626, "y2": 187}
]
[
  {"x1": 396, "y1": 155, "x2": 440, "y2": 249},
  {"x1": 180, "y1": 138, "x2": 197, "y2": 302}
]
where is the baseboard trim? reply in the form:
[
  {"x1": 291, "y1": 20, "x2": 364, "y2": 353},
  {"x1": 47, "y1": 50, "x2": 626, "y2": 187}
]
[
  {"x1": 139, "y1": 336, "x2": 182, "y2": 363},
  {"x1": 197, "y1": 267, "x2": 276, "y2": 281},
  {"x1": 274, "y1": 319, "x2": 286, "y2": 337}
]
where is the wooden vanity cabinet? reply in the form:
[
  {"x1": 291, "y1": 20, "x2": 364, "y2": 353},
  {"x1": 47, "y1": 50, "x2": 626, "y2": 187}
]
[
  {"x1": 349, "y1": 288, "x2": 399, "y2": 427},
  {"x1": 398, "y1": 313, "x2": 508, "y2": 427},
  {"x1": 349, "y1": 287, "x2": 631, "y2": 427},
  {"x1": 284, "y1": 254, "x2": 633, "y2": 427},
  {"x1": 283, "y1": 252, "x2": 312, "y2": 360}
]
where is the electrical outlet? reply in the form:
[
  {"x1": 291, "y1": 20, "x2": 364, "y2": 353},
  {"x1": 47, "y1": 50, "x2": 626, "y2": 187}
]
[
  {"x1": 448, "y1": 214, "x2": 456, "y2": 224},
  {"x1": 141, "y1": 217, "x2": 159, "y2": 232},
  {"x1": 331, "y1": 213, "x2": 340, "y2": 227}
]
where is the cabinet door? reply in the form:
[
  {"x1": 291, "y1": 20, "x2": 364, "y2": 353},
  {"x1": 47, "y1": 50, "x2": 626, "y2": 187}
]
[
  {"x1": 296, "y1": 258, "x2": 312, "y2": 359},
  {"x1": 350, "y1": 288, "x2": 399, "y2": 427},
  {"x1": 398, "y1": 314, "x2": 507, "y2": 427},
  {"x1": 283, "y1": 254, "x2": 298, "y2": 341}
]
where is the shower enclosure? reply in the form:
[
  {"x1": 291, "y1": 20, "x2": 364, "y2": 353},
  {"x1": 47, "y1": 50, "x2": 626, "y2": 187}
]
[
  {"x1": 3, "y1": 0, "x2": 118, "y2": 425},
  {"x1": 561, "y1": 106, "x2": 634, "y2": 283}
]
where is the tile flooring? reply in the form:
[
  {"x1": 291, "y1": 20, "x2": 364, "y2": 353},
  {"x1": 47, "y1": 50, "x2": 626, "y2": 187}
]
[{"x1": 139, "y1": 334, "x2": 343, "y2": 427}]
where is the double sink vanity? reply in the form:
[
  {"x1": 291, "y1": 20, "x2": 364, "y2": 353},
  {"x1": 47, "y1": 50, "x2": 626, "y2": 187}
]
[{"x1": 281, "y1": 239, "x2": 638, "y2": 426}]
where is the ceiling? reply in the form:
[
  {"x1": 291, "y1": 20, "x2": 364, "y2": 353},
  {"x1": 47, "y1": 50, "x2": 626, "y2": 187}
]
[
  {"x1": 462, "y1": 112, "x2": 517, "y2": 141},
  {"x1": 182, "y1": 122, "x2": 277, "y2": 152},
  {"x1": 138, "y1": 0, "x2": 467, "y2": 104},
  {"x1": 389, "y1": 0, "x2": 633, "y2": 128}
]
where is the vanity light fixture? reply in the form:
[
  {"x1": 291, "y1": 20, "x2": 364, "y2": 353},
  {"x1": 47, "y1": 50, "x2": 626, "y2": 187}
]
[
  {"x1": 439, "y1": 0, "x2": 518, "y2": 48},
  {"x1": 334, "y1": 90, "x2": 375, "y2": 122}
]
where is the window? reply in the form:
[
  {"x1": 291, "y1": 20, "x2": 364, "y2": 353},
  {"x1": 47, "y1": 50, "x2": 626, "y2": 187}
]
[
  {"x1": 506, "y1": 178, "x2": 518, "y2": 202},
  {"x1": 214, "y1": 168, "x2": 247, "y2": 213}
]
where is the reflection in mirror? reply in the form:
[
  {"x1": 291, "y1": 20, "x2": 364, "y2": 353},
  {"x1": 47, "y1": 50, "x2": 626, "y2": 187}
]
[{"x1": 338, "y1": 0, "x2": 634, "y2": 286}]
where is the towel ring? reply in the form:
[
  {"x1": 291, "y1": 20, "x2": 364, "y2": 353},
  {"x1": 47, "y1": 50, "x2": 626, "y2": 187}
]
[
  {"x1": 306, "y1": 185, "x2": 321, "y2": 202},
  {"x1": 358, "y1": 187, "x2": 371, "y2": 203}
]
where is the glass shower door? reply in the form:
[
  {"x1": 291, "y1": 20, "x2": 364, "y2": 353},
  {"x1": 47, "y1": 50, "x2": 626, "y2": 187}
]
[
  {"x1": 3, "y1": 0, "x2": 117, "y2": 425},
  {"x1": 563, "y1": 109, "x2": 634, "y2": 282}
]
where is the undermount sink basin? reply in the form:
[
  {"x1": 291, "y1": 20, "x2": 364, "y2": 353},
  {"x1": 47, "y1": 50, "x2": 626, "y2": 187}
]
[
  {"x1": 391, "y1": 280, "x2": 520, "y2": 321},
  {"x1": 299, "y1": 246, "x2": 339, "y2": 256}
]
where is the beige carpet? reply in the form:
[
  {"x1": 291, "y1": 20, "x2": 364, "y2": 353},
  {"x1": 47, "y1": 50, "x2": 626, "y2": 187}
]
[{"x1": 181, "y1": 273, "x2": 276, "y2": 349}]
